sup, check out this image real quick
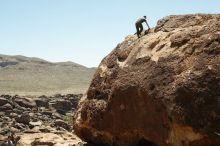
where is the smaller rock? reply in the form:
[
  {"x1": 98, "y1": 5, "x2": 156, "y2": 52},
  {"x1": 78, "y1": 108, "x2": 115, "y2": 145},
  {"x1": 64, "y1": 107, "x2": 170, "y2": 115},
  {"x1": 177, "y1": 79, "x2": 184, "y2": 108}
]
[
  {"x1": 9, "y1": 113, "x2": 18, "y2": 118},
  {"x1": 0, "y1": 127, "x2": 10, "y2": 135},
  {"x1": 24, "y1": 128, "x2": 40, "y2": 133},
  {"x1": 29, "y1": 112, "x2": 35, "y2": 117},
  {"x1": 56, "y1": 109, "x2": 66, "y2": 115},
  {"x1": 39, "y1": 126, "x2": 51, "y2": 133},
  {"x1": 0, "y1": 103, "x2": 12, "y2": 111},
  {"x1": 12, "y1": 108, "x2": 24, "y2": 115},
  {"x1": 52, "y1": 113, "x2": 62, "y2": 119},
  {"x1": 29, "y1": 121, "x2": 42, "y2": 127},
  {"x1": 10, "y1": 127, "x2": 19, "y2": 133},
  {"x1": 13, "y1": 123, "x2": 25, "y2": 130},
  {"x1": 36, "y1": 113, "x2": 42, "y2": 117},
  {"x1": 31, "y1": 117, "x2": 39, "y2": 122},
  {"x1": 35, "y1": 98, "x2": 49, "y2": 108},
  {"x1": 0, "y1": 97, "x2": 8, "y2": 106},
  {"x1": 69, "y1": 95, "x2": 81, "y2": 108},
  {"x1": 41, "y1": 111, "x2": 53, "y2": 117},
  {"x1": 14, "y1": 97, "x2": 36, "y2": 109},
  {"x1": 0, "y1": 138, "x2": 6, "y2": 146},
  {"x1": 0, "y1": 112, "x2": 5, "y2": 116},
  {"x1": 15, "y1": 113, "x2": 30, "y2": 125},
  {"x1": 50, "y1": 99, "x2": 72, "y2": 111},
  {"x1": 54, "y1": 119, "x2": 71, "y2": 131},
  {"x1": 31, "y1": 141, "x2": 55, "y2": 146}
]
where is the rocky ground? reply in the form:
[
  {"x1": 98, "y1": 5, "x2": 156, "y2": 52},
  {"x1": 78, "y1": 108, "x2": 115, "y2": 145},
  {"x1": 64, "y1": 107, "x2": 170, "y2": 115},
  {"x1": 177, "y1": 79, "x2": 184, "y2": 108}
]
[{"x1": 0, "y1": 94, "x2": 84, "y2": 146}]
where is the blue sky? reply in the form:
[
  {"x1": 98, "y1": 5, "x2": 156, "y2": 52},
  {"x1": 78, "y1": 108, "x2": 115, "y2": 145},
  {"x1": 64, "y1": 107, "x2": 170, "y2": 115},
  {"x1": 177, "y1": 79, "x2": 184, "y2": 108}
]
[{"x1": 0, "y1": 0, "x2": 220, "y2": 67}]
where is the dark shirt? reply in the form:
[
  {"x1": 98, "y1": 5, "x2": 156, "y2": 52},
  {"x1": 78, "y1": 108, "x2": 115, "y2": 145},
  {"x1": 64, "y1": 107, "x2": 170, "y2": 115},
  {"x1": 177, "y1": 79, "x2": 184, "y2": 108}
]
[{"x1": 136, "y1": 17, "x2": 147, "y2": 24}]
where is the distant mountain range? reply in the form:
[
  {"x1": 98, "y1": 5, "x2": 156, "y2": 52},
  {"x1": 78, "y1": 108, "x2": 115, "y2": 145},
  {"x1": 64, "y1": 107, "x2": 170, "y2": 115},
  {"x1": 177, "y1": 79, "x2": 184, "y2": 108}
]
[{"x1": 0, "y1": 54, "x2": 96, "y2": 96}]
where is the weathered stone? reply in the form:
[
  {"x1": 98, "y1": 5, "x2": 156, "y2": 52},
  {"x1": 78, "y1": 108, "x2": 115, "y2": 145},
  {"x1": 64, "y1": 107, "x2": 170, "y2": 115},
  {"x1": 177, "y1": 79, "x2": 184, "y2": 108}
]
[
  {"x1": 68, "y1": 95, "x2": 81, "y2": 108},
  {"x1": 39, "y1": 126, "x2": 51, "y2": 133},
  {"x1": 12, "y1": 109, "x2": 23, "y2": 115},
  {"x1": 0, "y1": 112, "x2": 4, "y2": 117},
  {"x1": 54, "y1": 119, "x2": 71, "y2": 131},
  {"x1": 29, "y1": 121, "x2": 42, "y2": 127},
  {"x1": 35, "y1": 98, "x2": 49, "y2": 108},
  {"x1": 0, "y1": 127, "x2": 10, "y2": 136},
  {"x1": 9, "y1": 113, "x2": 18, "y2": 118},
  {"x1": 50, "y1": 99, "x2": 72, "y2": 111},
  {"x1": 0, "y1": 103, "x2": 12, "y2": 111},
  {"x1": 31, "y1": 141, "x2": 55, "y2": 146},
  {"x1": 0, "y1": 97, "x2": 8, "y2": 106},
  {"x1": 15, "y1": 113, "x2": 30, "y2": 125},
  {"x1": 13, "y1": 123, "x2": 25, "y2": 130},
  {"x1": 56, "y1": 109, "x2": 66, "y2": 115},
  {"x1": 0, "y1": 140, "x2": 5, "y2": 146},
  {"x1": 14, "y1": 97, "x2": 36, "y2": 109},
  {"x1": 41, "y1": 111, "x2": 53, "y2": 117},
  {"x1": 28, "y1": 112, "x2": 35, "y2": 117},
  {"x1": 75, "y1": 14, "x2": 220, "y2": 146}
]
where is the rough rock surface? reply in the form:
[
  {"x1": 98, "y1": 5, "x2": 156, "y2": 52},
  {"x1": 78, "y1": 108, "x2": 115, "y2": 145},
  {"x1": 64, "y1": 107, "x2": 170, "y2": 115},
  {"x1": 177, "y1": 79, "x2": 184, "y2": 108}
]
[
  {"x1": 74, "y1": 14, "x2": 220, "y2": 146},
  {"x1": 0, "y1": 94, "x2": 83, "y2": 146}
]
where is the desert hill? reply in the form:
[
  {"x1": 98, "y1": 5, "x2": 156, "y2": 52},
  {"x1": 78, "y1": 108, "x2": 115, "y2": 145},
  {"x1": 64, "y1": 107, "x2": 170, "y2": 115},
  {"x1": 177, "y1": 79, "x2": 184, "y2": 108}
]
[{"x1": 0, "y1": 54, "x2": 95, "y2": 95}]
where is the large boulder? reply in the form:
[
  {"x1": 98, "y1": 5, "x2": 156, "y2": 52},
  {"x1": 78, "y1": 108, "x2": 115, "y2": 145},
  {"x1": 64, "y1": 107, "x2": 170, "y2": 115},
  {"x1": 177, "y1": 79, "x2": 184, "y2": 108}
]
[{"x1": 74, "y1": 14, "x2": 220, "y2": 146}]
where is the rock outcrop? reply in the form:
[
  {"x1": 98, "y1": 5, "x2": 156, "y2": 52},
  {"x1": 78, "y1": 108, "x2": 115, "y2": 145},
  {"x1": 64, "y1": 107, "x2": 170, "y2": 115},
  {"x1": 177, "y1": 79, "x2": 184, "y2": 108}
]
[{"x1": 74, "y1": 14, "x2": 220, "y2": 146}]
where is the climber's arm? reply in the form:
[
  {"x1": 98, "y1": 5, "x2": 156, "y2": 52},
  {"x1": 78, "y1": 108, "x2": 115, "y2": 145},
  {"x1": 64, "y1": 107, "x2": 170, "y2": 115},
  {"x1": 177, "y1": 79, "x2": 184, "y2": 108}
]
[{"x1": 146, "y1": 21, "x2": 150, "y2": 30}]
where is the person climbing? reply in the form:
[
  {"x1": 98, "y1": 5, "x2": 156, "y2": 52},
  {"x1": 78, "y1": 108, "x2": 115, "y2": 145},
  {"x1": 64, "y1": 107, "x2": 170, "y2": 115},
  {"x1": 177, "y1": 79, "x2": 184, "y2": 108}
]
[{"x1": 135, "y1": 16, "x2": 150, "y2": 38}]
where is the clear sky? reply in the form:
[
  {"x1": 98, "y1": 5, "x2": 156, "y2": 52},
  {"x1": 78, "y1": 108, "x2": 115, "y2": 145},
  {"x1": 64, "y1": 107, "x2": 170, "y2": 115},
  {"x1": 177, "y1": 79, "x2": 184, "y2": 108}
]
[{"x1": 0, "y1": 0, "x2": 220, "y2": 67}]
